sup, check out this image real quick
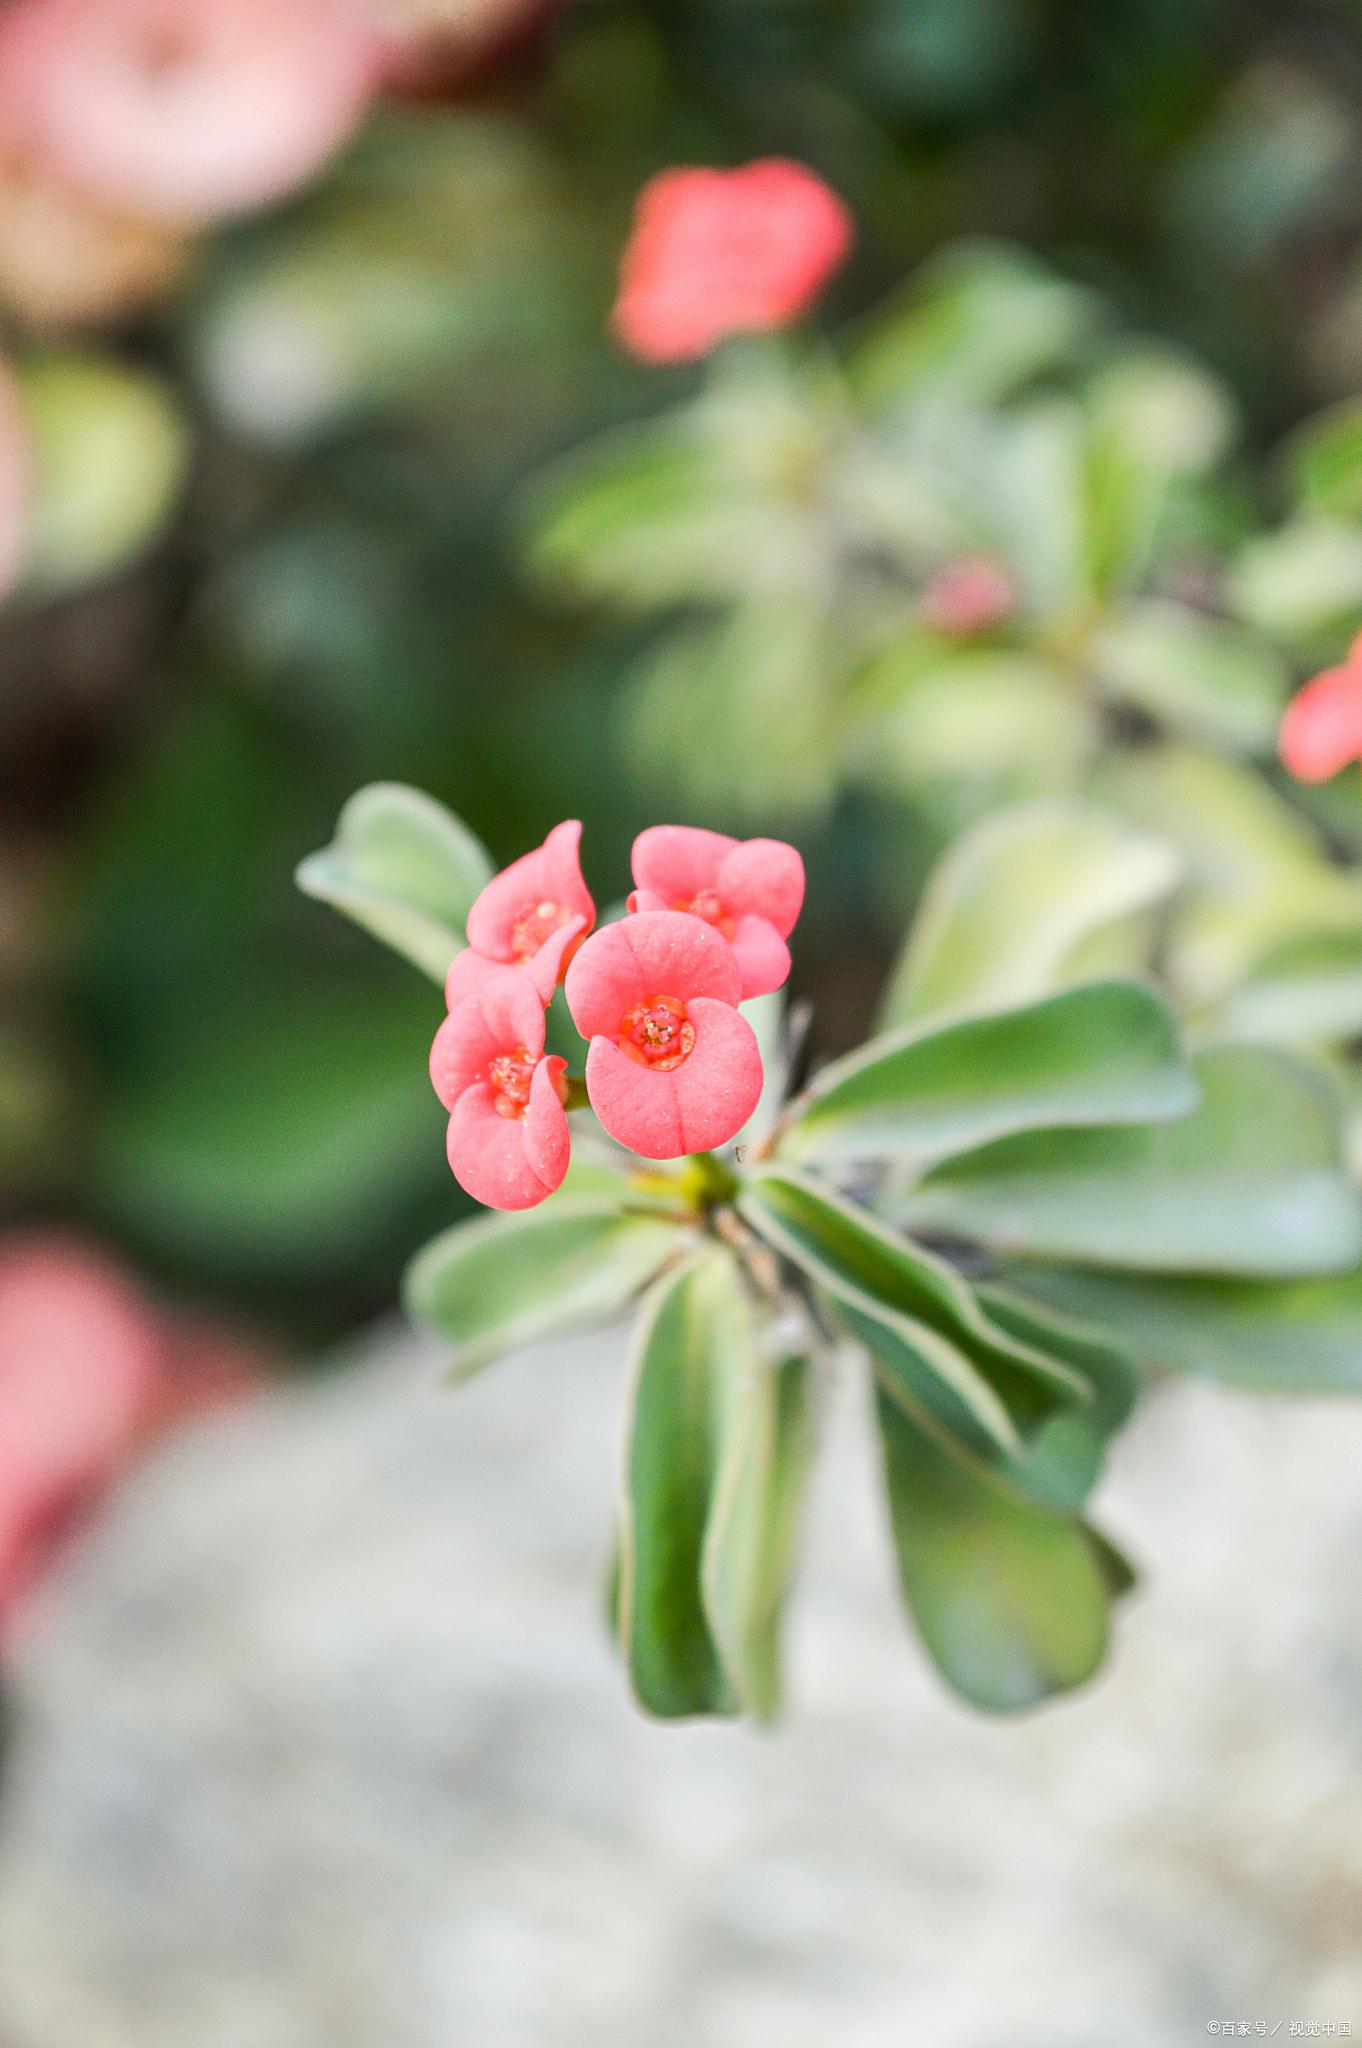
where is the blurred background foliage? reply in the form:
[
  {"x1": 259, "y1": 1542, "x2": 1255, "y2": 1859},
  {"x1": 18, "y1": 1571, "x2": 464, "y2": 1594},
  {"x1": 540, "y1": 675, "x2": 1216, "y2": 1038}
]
[{"x1": 9, "y1": 0, "x2": 1362, "y2": 1345}]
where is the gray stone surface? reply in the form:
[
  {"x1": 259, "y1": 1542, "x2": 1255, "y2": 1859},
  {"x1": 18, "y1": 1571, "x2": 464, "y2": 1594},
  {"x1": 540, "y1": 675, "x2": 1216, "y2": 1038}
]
[{"x1": 0, "y1": 1321, "x2": 1359, "y2": 2044}]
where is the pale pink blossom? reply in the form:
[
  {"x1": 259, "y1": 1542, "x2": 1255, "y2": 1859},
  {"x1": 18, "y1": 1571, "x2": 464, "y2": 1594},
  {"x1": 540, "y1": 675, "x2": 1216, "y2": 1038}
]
[{"x1": 430, "y1": 971, "x2": 570, "y2": 1209}]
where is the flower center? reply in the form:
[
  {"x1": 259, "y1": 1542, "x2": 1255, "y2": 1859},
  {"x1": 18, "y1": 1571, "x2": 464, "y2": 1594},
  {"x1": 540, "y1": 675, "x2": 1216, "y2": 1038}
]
[
  {"x1": 488, "y1": 1047, "x2": 538, "y2": 1119},
  {"x1": 672, "y1": 889, "x2": 736, "y2": 940},
  {"x1": 510, "y1": 899, "x2": 571, "y2": 960},
  {"x1": 618, "y1": 996, "x2": 696, "y2": 1072}
]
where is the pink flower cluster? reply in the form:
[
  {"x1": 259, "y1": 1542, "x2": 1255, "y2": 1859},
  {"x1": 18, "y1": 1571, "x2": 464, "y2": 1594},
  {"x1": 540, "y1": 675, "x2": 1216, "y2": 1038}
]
[
  {"x1": 430, "y1": 822, "x2": 804, "y2": 1209},
  {"x1": 612, "y1": 159, "x2": 853, "y2": 364}
]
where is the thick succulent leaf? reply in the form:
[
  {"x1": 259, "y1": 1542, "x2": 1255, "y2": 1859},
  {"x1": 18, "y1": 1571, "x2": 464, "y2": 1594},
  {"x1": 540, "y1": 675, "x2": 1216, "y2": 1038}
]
[
  {"x1": 1092, "y1": 601, "x2": 1287, "y2": 753},
  {"x1": 1013, "y1": 1265, "x2": 1362, "y2": 1396},
  {"x1": 297, "y1": 782, "x2": 494, "y2": 982},
  {"x1": 900, "y1": 1045, "x2": 1362, "y2": 1279},
  {"x1": 874, "y1": 1389, "x2": 1129, "y2": 1713},
  {"x1": 617, "y1": 1248, "x2": 750, "y2": 1719},
  {"x1": 404, "y1": 1198, "x2": 687, "y2": 1377},
  {"x1": 701, "y1": 1338, "x2": 817, "y2": 1723},
  {"x1": 738, "y1": 1167, "x2": 1089, "y2": 1462},
  {"x1": 850, "y1": 647, "x2": 1092, "y2": 803},
  {"x1": 974, "y1": 1287, "x2": 1139, "y2": 1512},
  {"x1": 882, "y1": 802, "x2": 1184, "y2": 1027},
  {"x1": 779, "y1": 979, "x2": 1197, "y2": 1172}
]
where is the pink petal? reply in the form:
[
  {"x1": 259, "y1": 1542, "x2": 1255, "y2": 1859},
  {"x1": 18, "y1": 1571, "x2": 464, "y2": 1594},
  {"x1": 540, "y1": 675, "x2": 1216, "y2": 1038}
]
[
  {"x1": 729, "y1": 914, "x2": 792, "y2": 999},
  {"x1": 429, "y1": 973, "x2": 545, "y2": 1110},
  {"x1": 521, "y1": 1055, "x2": 571, "y2": 1188},
  {"x1": 631, "y1": 824, "x2": 736, "y2": 905},
  {"x1": 0, "y1": 0, "x2": 380, "y2": 227},
  {"x1": 465, "y1": 819, "x2": 594, "y2": 964},
  {"x1": 443, "y1": 915, "x2": 584, "y2": 1012},
  {"x1": 584, "y1": 997, "x2": 762, "y2": 1159},
  {"x1": 446, "y1": 1075, "x2": 565, "y2": 1210},
  {"x1": 717, "y1": 837, "x2": 805, "y2": 937},
  {"x1": 1279, "y1": 664, "x2": 1362, "y2": 783},
  {"x1": 565, "y1": 910, "x2": 741, "y2": 1041}
]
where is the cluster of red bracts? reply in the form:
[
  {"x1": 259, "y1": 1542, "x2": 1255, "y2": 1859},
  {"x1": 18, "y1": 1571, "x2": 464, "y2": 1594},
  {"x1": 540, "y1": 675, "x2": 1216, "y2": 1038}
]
[{"x1": 429, "y1": 824, "x2": 804, "y2": 1210}]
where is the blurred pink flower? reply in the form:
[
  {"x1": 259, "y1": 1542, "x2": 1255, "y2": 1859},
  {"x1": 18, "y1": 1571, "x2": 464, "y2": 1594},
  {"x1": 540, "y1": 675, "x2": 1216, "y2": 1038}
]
[
  {"x1": 629, "y1": 825, "x2": 803, "y2": 1001},
  {"x1": 0, "y1": 143, "x2": 190, "y2": 329},
  {"x1": 1279, "y1": 637, "x2": 1362, "y2": 783},
  {"x1": 0, "y1": 361, "x2": 30, "y2": 604},
  {"x1": 430, "y1": 972, "x2": 570, "y2": 1209},
  {"x1": 0, "y1": 1234, "x2": 264, "y2": 1649},
  {"x1": 0, "y1": 0, "x2": 380, "y2": 227},
  {"x1": 565, "y1": 909, "x2": 762, "y2": 1158},
  {"x1": 613, "y1": 159, "x2": 853, "y2": 364},
  {"x1": 462, "y1": 819, "x2": 595, "y2": 988},
  {"x1": 920, "y1": 555, "x2": 1016, "y2": 639}
]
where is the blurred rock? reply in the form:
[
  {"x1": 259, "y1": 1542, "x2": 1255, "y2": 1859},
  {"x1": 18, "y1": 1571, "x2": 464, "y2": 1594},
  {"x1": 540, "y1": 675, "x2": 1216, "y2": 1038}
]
[{"x1": 0, "y1": 1322, "x2": 1359, "y2": 2044}]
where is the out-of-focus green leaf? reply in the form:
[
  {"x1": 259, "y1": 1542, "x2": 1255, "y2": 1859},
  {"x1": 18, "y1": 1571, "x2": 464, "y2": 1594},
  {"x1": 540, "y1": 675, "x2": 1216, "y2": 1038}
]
[
  {"x1": 1081, "y1": 354, "x2": 1235, "y2": 595},
  {"x1": 882, "y1": 802, "x2": 1183, "y2": 1025},
  {"x1": 1288, "y1": 399, "x2": 1362, "y2": 523},
  {"x1": 849, "y1": 243, "x2": 1098, "y2": 413},
  {"x1": 618, "y1": 1247, "x2": 749, "y2": 1719},
  {"x1": 1014, "y1": 1265, "x2": 1362, "y2": 1396},
  {"x1": 1231, "y1": 519, "x2": 1362, "y2": 641},
  {"x1": 702, "y1": 1336, "x2": 816, "y2": 1723},
  {"x1": 404, "y1": 1197, "x2": 687, "y2": 1377},
  {"x1": 1093, "y1": 601, "x2": 1287, "y2": 752},
  {"x1": 874, "y1": 1388, "x2": 1129, "y2": 1713},
  {"x1": 1217, "y1": 927, "x2": 1362, "y2": 1046},
  {"x1": 851, "y1": 647, "x2": 1090, "y2": 802},
  {"x1": 297, "y1": 783, "x2": 493, "y2": 983},
  {"x1": 738, "y1": 1166, "x2": 1088, "y2": 1462},
  {"x1": 974, "y1": 1287, "x2": 1138, "y2": 1512},
  {"x1": 779, "y1": 979, "x2": 1197, "y2": 1171},
  {"x1": 901, "y1": 1045, "x2": 1362, "y2": 1278},
  {"x1": 16, "y1": 352, "x2": 189, "y2": 596}
]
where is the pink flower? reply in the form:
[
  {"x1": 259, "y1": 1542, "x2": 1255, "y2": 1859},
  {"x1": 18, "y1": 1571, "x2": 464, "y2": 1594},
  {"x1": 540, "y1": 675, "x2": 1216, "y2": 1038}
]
[
  {"x1": 0, "y1": 0, "x2": 379, "y2": 227},
  {"x1": 612, "y1": 159, "x2": 853, "y2": 364},
  {"x1": 1279, "y1": 639, "x2": 1362, "y2": 783},
  {"x1": 0, "y1": 362, "x2": 30, "y2": 605},
  {"x1": 565, "y1": 910, "x2": 762, "y2": 1158},
  {"x1": 920, "y1": 555, "x2": 1016, "y2": 639},
  {"x1": 430, "y1": 972, "x2": 570, "y2": 1209},
  {"x1": 629, "y1": 825, "x2": 803, "y2": 1000},
  {"x1": 462, "y1": 819, "x2": 594, "y2": 988}
]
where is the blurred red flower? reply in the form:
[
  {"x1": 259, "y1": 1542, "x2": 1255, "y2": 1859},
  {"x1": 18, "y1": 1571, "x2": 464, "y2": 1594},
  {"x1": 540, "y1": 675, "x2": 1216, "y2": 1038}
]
[
  {"x1": 613, "y1": 159, "x2": 853, "y2": 363},
  {"x1": 1279, "y1": 636, "x2": 1362, "y2": 784},
  {"x1": 0, "y1": 1234, "x2": 263, "y2": 1651}
]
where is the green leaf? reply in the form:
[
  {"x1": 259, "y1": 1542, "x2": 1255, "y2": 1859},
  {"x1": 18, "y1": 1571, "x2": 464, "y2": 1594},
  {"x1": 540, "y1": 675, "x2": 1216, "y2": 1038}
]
[
  {"x1": 617, "y1": 1248, "x2": 751, "y2": 1719},
  {"x1": 1092, "y1": 601, "x2": 1288, "y2": 753},
  {"x1": 702, "y1": 1339, "x2": 817, "y2": 1723},
  {"x1": 1080, "y1": 353, "x2": 1235, "y2": 596},
  {"x1": 1013, "y1": 1265, "x2": 1362, "y2": 1396},
  {"x1": 1217, "y1": 928, "x2": 1362, "y2": 1047},
  {"x1": 849, "y1": 242, "x2": 1098, "y2": 413},
  {"x1": 1231, "y1": 518, "x2": 1362, "y2": 641},
  {"x1": 850, "y1": 647, "x2": 1092, "y2": 803},
  {"x1": 974, "y1": 1287, "x2": 1138, "y2": 1511},
  {"x1": 874, "y1": 1389, "x2": 1128, "y2": 1713},
  {"x1": 881, "y1": 802, "x2": 1184, "y2": 1026},
  {"x1": 1288, "y1": 398, "x2": 1362, "y2": 522},
  {"x1": 17, "y1": 352, "x2": 189, "y2": 597},
  {"x1": 779, "y1": 979, "x2": 1197, "y2": 1172},
  {"x1": 738, "y1": 1166, "x2": 1088, "y2": 1462},
  {"x1": 404, "y1": 1197, "x2": 686, "y2": 1377},
  {"x1": 297, "y1": 782, "x2": 494, "y2": 983},
  {"x1": 900, "y1": 1045, "x2": 1362, "y2": 1279}
]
